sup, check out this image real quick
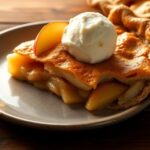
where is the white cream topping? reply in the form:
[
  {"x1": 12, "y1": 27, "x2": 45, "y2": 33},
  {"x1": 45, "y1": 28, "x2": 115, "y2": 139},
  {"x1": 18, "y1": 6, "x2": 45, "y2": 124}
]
[{"x1": 62, "y1": 12, "x2": 117, "y2": 64}]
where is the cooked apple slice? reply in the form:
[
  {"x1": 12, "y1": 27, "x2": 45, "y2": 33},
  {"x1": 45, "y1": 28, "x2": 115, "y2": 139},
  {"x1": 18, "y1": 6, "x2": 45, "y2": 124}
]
[
  {"x1": 7, "y1": 53, "x2": 33, "y2": 80},
  {"x1": 59, "y1": 79, "x2": 86, "y2": 104},
  {"x1": 118, "y1": 81, "x2": 145, "y2": 105},
  {"x1": 34, "y1": 22, "x2": 68, "y2": 56},
  {"x1": 47, "y1": 76, "x2": 86, "y2": 104},
  {"x1": 47, "y1": 77, "x2": 61, "y2": 96},
  {"x1": 86, "y1": 82, "x2": 127, "y2": 111}
]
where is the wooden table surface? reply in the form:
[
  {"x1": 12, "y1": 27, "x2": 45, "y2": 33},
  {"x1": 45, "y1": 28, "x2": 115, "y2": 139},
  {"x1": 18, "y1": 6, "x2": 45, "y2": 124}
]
[{"x1": 1, "y1": 0, "x2": 150, "y2": 149}]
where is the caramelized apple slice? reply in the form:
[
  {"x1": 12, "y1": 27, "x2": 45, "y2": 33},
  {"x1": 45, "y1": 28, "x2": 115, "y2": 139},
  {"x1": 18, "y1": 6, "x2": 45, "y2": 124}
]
[
  {"x1": 7, "y1": 53, "x2": 33, "y2": 80},
  {"x1": 86, "y1": 82, "x2": 127, "y2": 111},
  {"x1": 34, "y1": 22, "x2": 68, "y2": 56},
  {"x1": 47, "y1": 77, "x2": 61, "y2": 96},
  {"x1": 47, "y1": 77, "x2": 86, "y2": 104},
  {"x1": 59, "y1": 79, "x2": 86, "y2": 104},
  {"x1": 118, "y1": 81, "x2": 145, "y2": 105}
]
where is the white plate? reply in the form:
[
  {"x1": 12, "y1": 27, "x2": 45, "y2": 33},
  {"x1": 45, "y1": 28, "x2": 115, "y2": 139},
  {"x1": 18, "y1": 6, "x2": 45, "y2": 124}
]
[{"x1": 0, "y1": 21, "x2": 150, "y2": 130}]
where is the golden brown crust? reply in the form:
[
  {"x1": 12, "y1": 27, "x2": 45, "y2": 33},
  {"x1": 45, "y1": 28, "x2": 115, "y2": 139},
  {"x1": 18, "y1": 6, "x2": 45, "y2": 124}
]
[
  {"x1": 108, "y1": 5, "x2": 150, "y2": 42},
  {"x1": 130, "y1": 0, "x2": 150, "y2": 18},
  {"x1": 87, "y1": 0, "x2": 150, "y2": 41},
  {"x1": 87, "y1": 0, "x2": 150, "y2": 18},
  {"x1": 14, "y1": 30, "x2": 150, "y2": 89}
]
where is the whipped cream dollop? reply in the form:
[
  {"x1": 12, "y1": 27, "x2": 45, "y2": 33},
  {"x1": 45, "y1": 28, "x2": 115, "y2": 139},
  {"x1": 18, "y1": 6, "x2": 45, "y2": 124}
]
[{"x1": 61, "y1": 12, "x2": 117, "y2": 64}]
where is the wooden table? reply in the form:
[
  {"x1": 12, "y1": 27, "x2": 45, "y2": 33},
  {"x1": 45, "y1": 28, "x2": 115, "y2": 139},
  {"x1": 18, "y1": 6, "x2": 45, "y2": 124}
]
[{"x1": 0, "y1": 0, "x2": 150, "y2": 149}]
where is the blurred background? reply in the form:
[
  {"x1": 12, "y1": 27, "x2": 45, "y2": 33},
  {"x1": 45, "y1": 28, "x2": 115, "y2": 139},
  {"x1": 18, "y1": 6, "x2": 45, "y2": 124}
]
[{"x1": 0, "y1": 0, "x2": 94, "y2": 30}]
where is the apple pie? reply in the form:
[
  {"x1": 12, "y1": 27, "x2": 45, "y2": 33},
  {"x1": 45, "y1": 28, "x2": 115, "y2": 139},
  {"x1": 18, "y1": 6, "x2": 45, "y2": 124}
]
[{"x1": 7, "y1": 1, "x2": 150, "y2": 111}]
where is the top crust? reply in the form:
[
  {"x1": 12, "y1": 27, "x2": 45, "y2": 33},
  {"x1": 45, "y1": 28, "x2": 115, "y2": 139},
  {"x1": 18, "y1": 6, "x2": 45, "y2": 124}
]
[{"x1": 14, "y1": 30, "x2": 150, "y2": 90}]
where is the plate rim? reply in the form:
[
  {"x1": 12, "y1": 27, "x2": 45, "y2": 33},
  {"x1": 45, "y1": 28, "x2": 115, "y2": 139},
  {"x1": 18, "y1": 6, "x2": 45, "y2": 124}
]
[
  {"x1": 0, "y1": 100, "x2": 150, "y2": 130},
  {"x1": 0, "y1": 21, "x2": 150, "y2": 130}
]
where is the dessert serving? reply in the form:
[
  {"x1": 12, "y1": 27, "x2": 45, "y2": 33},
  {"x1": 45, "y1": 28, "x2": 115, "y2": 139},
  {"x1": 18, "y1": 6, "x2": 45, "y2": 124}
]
[{"x1": 6, "y1": 1, "x2": 150, "y2": 111}]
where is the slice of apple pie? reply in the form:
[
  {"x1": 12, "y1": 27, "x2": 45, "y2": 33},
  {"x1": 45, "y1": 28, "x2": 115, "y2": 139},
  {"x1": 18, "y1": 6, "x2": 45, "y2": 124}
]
[{"x1": 7, "y1": 2, "x2": 150, "y2": 111}]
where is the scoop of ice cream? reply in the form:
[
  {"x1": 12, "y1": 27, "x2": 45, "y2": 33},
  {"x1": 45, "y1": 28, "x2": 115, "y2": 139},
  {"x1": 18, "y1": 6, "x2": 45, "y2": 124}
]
[{"x1": 61, "y1": 12, "x2": 117, "y2": 64}]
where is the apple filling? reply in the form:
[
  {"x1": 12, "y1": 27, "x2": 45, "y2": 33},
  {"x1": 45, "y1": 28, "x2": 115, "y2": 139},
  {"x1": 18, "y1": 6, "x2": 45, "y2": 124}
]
[
  {"x1": 7, "y1": 53, "x2": 89, "y2": 104},
  {"x1": 7, "y1": 53, "x2": 147, "y2": 110}
]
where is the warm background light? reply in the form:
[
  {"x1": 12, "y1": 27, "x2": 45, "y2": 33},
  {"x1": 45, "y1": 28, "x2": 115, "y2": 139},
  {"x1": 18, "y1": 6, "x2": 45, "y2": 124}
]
[{"x1": 0, "y1": 0, "x2": 94, "y2": 23}]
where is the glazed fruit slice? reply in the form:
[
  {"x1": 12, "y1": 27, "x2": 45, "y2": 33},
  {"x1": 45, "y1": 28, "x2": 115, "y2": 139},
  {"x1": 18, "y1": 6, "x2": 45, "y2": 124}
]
[
  {"x1": 86, "y1": 82, "x2": 127, "y2": 111},
  {"x1": 33, "y1": 22, "x2": 68, "y2": 56},
  {"x1": 118, "y1": 81, "x2": 145, "y2": 105},
  {"x1": 47, "y1": 77, "x2": 88, "y2": 104},
  {"x1": 7, "y1": 53, "x2": 33, "y2": 80}
]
